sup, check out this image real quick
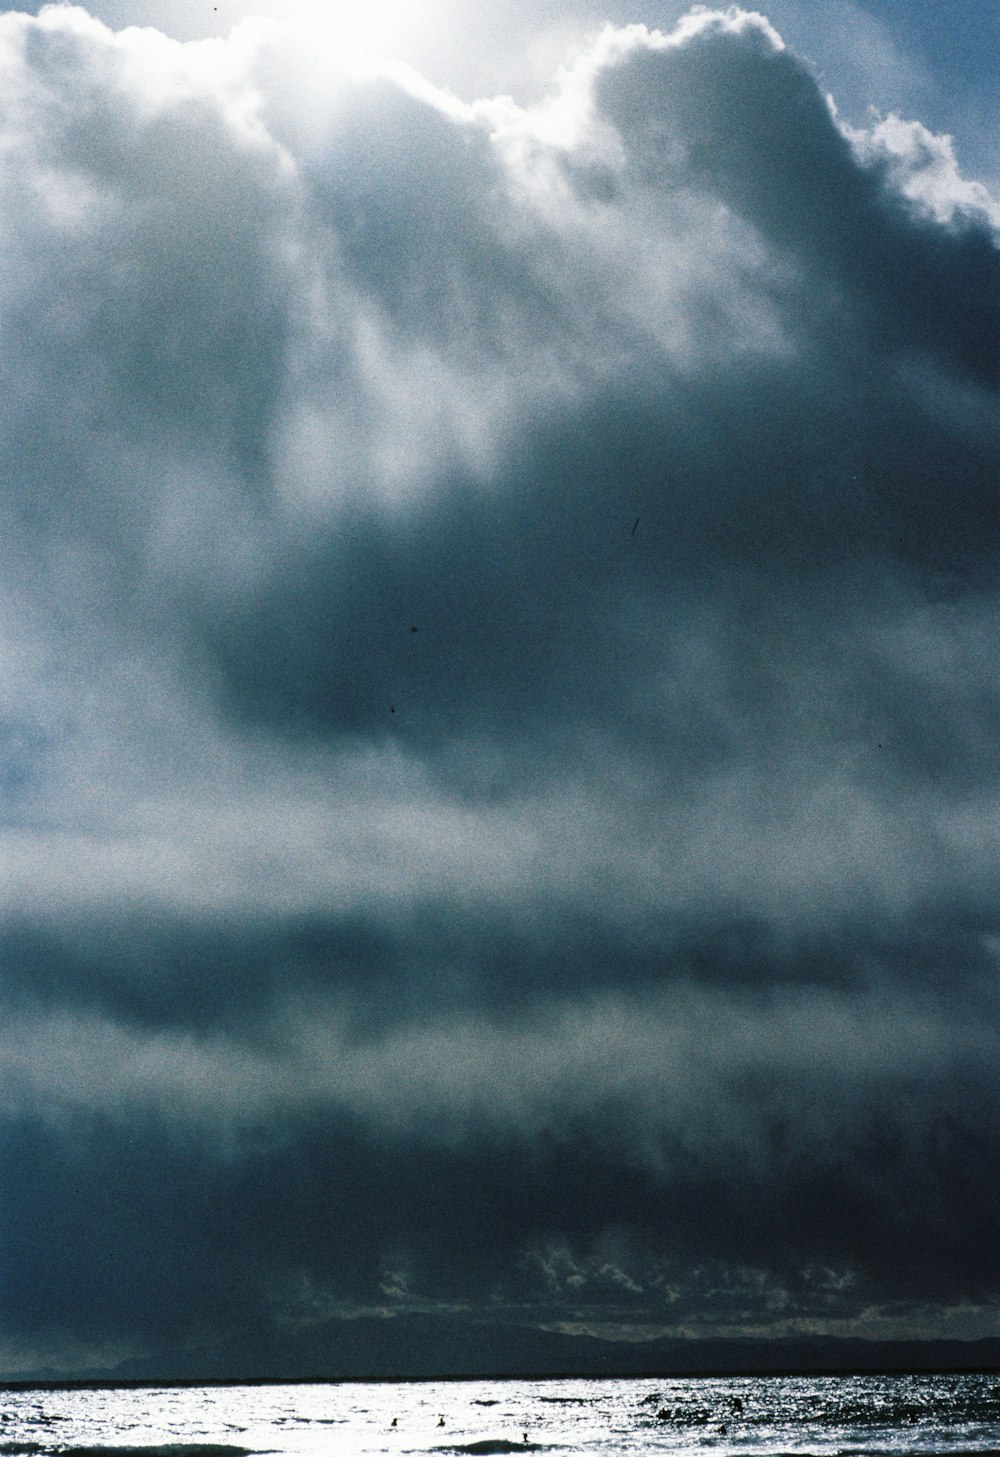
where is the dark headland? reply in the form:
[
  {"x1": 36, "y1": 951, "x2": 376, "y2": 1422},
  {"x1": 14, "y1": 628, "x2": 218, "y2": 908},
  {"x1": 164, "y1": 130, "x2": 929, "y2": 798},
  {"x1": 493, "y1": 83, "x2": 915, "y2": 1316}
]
[{"x1": 6, "y1": 1319, "x2": 1000, "y2": 1384}]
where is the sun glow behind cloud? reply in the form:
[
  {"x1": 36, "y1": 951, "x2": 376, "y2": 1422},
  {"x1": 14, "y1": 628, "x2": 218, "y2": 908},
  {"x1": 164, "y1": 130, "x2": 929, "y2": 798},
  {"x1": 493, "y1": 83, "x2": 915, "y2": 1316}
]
[{"x1": 223, "y1": 0, "x2": 434, "y2": 64}]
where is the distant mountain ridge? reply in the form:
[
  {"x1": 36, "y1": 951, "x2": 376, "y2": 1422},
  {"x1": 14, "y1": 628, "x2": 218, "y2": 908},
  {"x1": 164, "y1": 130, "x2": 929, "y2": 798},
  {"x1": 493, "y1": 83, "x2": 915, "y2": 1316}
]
[{"x1": 9, "y1": 1317, "x2": 1000, "y2": 1384}]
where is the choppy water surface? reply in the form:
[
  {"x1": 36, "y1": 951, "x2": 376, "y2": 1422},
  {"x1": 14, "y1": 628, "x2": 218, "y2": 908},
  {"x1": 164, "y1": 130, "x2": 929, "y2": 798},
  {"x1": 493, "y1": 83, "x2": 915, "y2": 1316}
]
[{"x1": 3, "y1": 1374, "x2": 1000, "y2": 1457}]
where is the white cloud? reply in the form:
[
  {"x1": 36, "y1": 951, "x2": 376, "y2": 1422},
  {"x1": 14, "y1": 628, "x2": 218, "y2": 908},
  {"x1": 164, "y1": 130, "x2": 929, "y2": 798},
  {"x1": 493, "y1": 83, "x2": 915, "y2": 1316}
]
[{"x1": 844, "y1": 110, "x2": 1000, "y2": 228}]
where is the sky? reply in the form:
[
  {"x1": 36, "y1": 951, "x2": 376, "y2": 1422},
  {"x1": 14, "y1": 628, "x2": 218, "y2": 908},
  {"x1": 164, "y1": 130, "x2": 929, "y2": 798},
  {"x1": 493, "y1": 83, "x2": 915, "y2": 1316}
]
[{"x1": 0, "y1": 0, "x2": 998, "y2": 1378}]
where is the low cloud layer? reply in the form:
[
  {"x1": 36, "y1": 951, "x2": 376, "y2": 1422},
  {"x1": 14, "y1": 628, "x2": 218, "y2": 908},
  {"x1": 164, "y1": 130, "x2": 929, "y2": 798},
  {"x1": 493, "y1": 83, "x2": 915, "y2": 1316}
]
[{"x1": 1, "y1": 4, "x2": 999, "y2": 1374}]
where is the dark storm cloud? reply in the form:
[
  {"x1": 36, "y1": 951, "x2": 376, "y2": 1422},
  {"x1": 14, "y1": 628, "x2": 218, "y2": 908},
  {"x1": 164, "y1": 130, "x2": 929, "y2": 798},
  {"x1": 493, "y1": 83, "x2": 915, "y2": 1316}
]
[{"x1": 1, "y1": 5, "x2": 1000, "y2": 1373}]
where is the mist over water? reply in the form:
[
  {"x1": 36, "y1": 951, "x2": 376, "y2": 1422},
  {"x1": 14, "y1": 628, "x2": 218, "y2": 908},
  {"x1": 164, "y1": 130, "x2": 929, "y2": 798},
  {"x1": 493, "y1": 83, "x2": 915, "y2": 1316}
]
[{"x1": 4, "y1": 1376, "x2": 1000, "y2": 1457}]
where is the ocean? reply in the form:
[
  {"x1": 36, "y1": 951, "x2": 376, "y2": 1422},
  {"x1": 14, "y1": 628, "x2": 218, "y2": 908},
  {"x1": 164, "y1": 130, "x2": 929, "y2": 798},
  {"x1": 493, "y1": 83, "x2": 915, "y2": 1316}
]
[{"x1": 3, "y1": 1374, "x2": 1000, "y2": 1457}]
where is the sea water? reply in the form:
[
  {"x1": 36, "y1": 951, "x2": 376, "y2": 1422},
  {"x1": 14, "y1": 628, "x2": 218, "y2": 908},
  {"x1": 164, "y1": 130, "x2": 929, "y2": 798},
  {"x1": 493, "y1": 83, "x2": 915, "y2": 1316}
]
[{"x1": 3, "y1": 1374, "x2": 1000, "y2": 1457}]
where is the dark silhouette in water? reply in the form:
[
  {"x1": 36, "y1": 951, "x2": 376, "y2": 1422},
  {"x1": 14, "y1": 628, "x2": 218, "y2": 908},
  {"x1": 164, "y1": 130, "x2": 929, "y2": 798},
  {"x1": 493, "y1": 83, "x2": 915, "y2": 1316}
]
[{"x1": 435, "y1": 1444, "x2": 545, "y2": 1455}]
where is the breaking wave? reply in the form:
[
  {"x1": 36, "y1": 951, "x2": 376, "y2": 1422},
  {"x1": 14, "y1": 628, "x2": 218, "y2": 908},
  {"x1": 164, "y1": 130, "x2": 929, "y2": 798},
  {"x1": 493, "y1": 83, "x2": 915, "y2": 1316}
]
[{"x1": 434, "y1": 1443, "x2": 550, "y2": 1454}]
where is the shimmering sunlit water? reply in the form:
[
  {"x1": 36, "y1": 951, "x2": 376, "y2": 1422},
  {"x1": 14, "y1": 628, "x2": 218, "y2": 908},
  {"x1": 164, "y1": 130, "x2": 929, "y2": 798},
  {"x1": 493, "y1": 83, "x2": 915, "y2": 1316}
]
[{"x1": 3, "y1": 1374, "x2": 1000, "y2": 1457}]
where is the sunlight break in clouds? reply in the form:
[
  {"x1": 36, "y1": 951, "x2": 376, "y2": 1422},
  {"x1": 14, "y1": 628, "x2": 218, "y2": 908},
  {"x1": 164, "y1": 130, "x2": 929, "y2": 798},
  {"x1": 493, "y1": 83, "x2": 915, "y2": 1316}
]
[{"x1": 220, "y1": 0, "x2": 439, "y2": 68}]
